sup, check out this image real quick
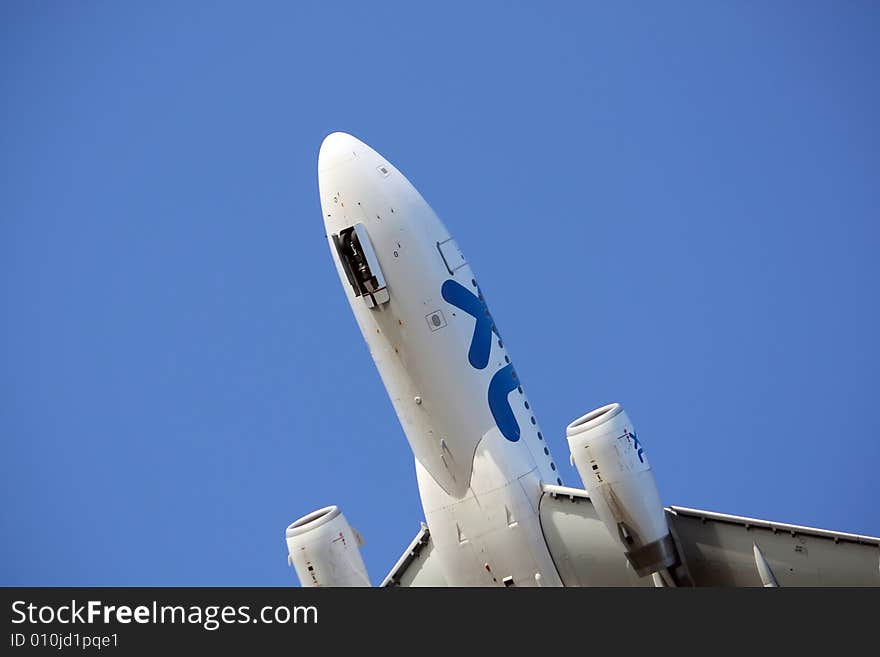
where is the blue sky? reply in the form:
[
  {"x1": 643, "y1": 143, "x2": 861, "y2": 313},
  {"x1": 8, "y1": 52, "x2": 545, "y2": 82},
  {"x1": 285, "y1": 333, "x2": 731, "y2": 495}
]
[{"x1": 2, "y1": 1, "x2": 878, "y2": 586}]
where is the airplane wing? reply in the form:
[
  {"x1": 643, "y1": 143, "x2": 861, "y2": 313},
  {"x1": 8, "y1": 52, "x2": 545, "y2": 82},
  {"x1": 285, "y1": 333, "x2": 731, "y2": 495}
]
[
  {"x1": 542, "y1": 484, "x2": 880, "y2": 586},
  {"x1": 383, "y1": 486, "x2": 879, "y2": 587},
  {"x1": 664, "y1": 504, "x2": 880, "y2": 586},
  {"x1": 381, "y1": 523, "x2": 448, "y2": 587}
]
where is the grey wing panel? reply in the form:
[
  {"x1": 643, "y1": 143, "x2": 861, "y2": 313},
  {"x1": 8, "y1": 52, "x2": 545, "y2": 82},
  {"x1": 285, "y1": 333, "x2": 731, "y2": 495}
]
[
  {"x1": 538, "y1": 485, "x2": 654, "y2": 587},
  {"x1": 539, "y1": 485, "x2": 879, "y2": 587},
  {"x1": 667, "y1": 506, "x2": 880, "y2": 586},
  {"x1": 380, "y1": 523, "x2": 449, "y2": 587}
]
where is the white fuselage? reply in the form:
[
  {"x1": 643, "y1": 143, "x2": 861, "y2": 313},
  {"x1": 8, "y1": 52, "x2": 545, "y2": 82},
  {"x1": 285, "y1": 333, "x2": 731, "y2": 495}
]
[{"x1": 318, "y1": 132, "x2": 563, "y2": 586}]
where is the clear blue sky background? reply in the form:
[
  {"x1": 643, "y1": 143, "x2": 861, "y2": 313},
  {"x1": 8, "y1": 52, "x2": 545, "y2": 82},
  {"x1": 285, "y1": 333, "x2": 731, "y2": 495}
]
[{"x1": 2, "y1": 2, "x2": 878, "y2": 586}]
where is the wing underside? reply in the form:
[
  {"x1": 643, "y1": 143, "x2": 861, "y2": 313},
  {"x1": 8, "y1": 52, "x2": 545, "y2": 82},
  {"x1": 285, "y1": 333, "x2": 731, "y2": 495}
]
[
  {"x1": 665, "y1": 504, "x2": 880, "y2": 586},
  {"x1": 381, "y1": 523, "x2": 448, "y2": 587},
  {"x1": 383, "y1": 486, "x2": 879, "y2": 586}
]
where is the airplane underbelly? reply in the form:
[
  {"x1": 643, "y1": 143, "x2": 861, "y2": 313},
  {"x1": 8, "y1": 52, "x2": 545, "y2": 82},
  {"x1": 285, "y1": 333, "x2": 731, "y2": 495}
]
[{"x1": 415, "y1": 430, "x2": 563, "y2": 587}]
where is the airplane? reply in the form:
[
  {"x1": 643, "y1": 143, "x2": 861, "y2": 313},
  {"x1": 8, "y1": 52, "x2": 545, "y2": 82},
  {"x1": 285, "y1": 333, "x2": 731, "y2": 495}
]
[{"x1": 284, "y1": 131, "x2": 879, "y2": 587}]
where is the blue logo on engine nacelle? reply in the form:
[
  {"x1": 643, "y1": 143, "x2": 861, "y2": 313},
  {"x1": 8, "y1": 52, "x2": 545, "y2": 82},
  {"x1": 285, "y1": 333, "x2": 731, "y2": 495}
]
[
  {"x1": 442, "y1": 279, "x2": 521, "y2": 442},
  {"x1": 627, "y1": 430, "x2": 645, "y2": 463}
]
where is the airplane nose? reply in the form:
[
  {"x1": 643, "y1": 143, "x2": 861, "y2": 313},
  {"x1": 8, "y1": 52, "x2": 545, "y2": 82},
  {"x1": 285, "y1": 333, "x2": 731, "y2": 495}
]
[{"x1": 318, "y1": 131, "x2": 365, "y2": 173}]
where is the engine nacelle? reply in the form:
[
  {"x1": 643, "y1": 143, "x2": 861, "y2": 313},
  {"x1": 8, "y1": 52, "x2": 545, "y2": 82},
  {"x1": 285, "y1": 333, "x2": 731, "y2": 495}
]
[
  {"x1": 566, "y1": 403, "x2": 676, "y2": 577},
  {"x1": 285, "y1": 505, "x2": 370, "y2": 587}
]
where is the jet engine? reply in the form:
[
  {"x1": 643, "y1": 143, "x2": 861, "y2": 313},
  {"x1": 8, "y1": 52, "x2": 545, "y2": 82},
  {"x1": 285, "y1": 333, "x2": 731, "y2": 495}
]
[
  {"x1": 285, "y1": 505, "x2": 370, "y2": 587},
  {"x1": 566, "y1": 403, "x2": 677, "y2": 577}
]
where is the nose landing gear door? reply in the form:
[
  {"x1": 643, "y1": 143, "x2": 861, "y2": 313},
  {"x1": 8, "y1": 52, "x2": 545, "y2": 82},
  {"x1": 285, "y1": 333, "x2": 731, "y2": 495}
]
[{"x1": 333, "y1": 223, "x2": 390, "y2": 308}]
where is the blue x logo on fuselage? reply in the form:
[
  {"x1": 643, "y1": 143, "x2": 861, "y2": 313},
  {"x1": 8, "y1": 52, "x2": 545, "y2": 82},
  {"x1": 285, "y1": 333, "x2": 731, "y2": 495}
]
[
  {"x1": 441, "y1": 279, "x2": 498, "y2": 370},
  {"x1": 442, "y1": 279, "x2": 520, "y2": 442}
]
